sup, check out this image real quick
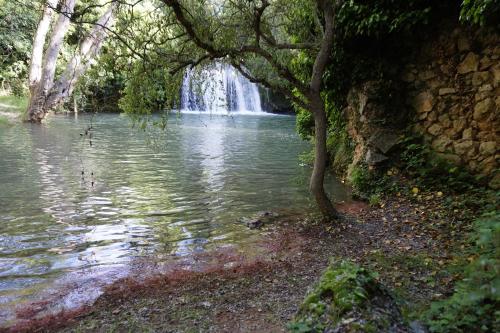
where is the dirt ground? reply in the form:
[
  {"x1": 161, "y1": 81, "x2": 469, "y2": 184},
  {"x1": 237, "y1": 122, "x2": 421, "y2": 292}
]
[{"x1": 5, "y1": 191, "x2": 468, "y2": 333}]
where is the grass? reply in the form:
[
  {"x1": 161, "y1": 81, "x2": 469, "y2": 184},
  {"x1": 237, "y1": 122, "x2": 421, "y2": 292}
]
[
  {"x1": 0, "y1": 94, "x2": 28, "y2": 113},
  {"x1": 0, "y1": 94, "x2": 28, "y2": 124}
]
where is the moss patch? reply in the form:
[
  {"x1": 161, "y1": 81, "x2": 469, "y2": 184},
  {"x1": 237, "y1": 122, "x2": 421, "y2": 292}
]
[{"x1": 289, "y1": 259, "x2": 407, "y2": 332}]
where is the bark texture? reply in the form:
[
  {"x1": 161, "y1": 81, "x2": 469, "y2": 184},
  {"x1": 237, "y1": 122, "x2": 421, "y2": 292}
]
[{"x1": 28, "y1": 0, "x2": 58, "y2": 89}]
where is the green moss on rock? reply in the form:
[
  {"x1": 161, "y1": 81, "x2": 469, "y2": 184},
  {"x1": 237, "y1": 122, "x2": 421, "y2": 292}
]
[{"x1": 288, "y1": 260, "x2": 408, "y2": 332}]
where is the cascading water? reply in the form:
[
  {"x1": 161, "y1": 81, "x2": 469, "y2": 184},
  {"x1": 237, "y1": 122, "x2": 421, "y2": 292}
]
[{"x1": 180, "y1": 63, "x2": 264, "y2": 114}]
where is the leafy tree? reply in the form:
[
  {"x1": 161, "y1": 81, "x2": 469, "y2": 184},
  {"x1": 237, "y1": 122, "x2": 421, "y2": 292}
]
[
  {"x1": 0, "y1": 0, "x2": 40, "y2": 94},
  {"x1": 117, "y1": 0, "x2": 343, "y2": 218}
]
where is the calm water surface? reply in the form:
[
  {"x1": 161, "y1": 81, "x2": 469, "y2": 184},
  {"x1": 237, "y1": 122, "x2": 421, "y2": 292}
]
[{"x1": 0, "y1": 112, "x2": 347, "y2": 321}]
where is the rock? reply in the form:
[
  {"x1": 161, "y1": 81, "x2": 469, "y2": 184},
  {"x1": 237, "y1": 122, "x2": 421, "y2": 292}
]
[
  {"x1": 401, "y1": 72, "x2": 415, "y2": 82},
  {"x1": 452, "y1": 118, "x2": 467, "y2": 133},
  {"x1": 491, "y1": 64, "x2": 500, "y2": 85},
  {"x1": 479, "y1": 84, "x2": 493, "y2": 92},
  {"x1": 457, "y1": 52, "x2": 479, "y2": 74},
  {"x1": 428, "y1": 124, "x2": 443, "y2": 136},
  {"x1": 457, "y1": 36, "x2": 470, "y2": 52},
  {"x1": 432, "y1": 137, "x2": 452, "y2": 152},
  {"x1": 489, "y1": 172, "x2": 500, "y2": 189},
  {"x1": 439, "y1": 87, "x2": 456, "y2": 95},
  {"x1": 453, "y1": 140, "x2": 474, "y2": 156},
  {"x1": 479, "y1": 156, "x2": 496, "y2": 174},
  {"x1": 412, "y1": 91, "x2": 435, "y2": 113},
  {"x1": 438, "y1": 153, "x2": 462, "y2": 165},
  {"x1": 475, "y1": 91, "x2": 491, "y2": 102},
  {"x1": 368, "y1": 131, "x2": 400, "y2": 154},
  {"x1": 462, "y1": 128, "x2": 474, "y2": 140},
  {"x1": 480, "y1": 56, "x2": 494, "y2": 70},
  {"x1": 365, "y1": 149, "x2": 388, "y2": 165},
  {"x1": 473, "y1": 98, "x2": 493, "y2": 120},
  {"x1": 419, "y1": 70, "x2": 436, "y2": 81},
  {"x1": 438, "y1": 114, "x2": 451, "y2": 128},
  {"x1": 201, "y1": 301, "x2": 212, "y2": 308},
  {"x1": 410, "y1": 320, "x2": 428, "y2": 333},
  {"x1": 472, "y1": 71, "x2": 490, "y2": 86},
  {"x1": 246, "y1": 219, "x2": 263, "y2": 229},
  {"x1": 479, "y1": 141, "x2": 496, "y2": 155}
]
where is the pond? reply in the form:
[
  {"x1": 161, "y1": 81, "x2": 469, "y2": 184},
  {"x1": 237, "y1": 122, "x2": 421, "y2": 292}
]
[{"x1": 0, "y1": 112, "x2": 348, "y2": 322}]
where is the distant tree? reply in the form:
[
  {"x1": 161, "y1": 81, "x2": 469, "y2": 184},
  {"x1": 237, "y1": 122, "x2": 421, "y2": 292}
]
[{"x1": 25, "y1": 0, "x2": 117, "y2": 122}]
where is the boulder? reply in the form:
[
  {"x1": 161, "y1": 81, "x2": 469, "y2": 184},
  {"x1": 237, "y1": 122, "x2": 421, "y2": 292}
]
[
  {"x1": 365, "y1": 149, "x2": 388, "y2": 165},
  {"x1": 368, "y1": 131, "x2": 400, "y2": 154}
]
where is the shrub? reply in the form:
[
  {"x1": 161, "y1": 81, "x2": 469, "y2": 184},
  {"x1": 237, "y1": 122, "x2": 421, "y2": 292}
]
[{"x1": 424, "y1": 212, "x2": 500, "y2": 332}]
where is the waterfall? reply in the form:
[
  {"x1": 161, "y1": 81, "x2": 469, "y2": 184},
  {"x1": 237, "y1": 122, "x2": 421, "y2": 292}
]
[{"x1": 180, "y1": 63, "x2": 264, "y2": 114}]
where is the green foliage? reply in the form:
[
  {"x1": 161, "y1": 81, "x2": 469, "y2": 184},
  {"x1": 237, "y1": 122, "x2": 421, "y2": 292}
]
[
  {"x1": 119, "y1": 60, "x2": 182, "y2": 115},
  {"x1": 289, "y1": 260, "x2": 379, "y2": 332},
  {"x1": 349, "y1": 164, "x2": 397, "y2": 199},
  {"x1": 424, "y1": 212, "x2": 500, "y2": 332},
  {"x1": 460, "y1": 0, "x2": 500, "y2": 26},
  {"x1": 0, "y1": 0, "x2": 39, "y2": 94},
  {"x1": 336, "y1": 0, "x2": 433, "y2": 38},
  {"x1": 399, "y1": 135, "x2": 481, "y2": 192},
  {"x1": 368, "y1": 193, "x2": 381, "y2": 207}
]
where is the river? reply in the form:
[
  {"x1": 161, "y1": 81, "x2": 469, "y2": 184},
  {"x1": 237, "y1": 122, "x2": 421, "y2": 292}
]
[{"x1": 0, "y1": 112, "x2": 348, "y2": 323}]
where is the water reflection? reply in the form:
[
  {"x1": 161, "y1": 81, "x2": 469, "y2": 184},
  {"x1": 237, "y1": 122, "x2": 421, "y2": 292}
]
[{"x1": 0, "y1": 113, "x2": 348, "y2": 320}]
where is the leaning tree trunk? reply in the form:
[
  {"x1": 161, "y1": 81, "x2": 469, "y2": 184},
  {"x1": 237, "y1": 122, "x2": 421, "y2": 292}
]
[
  {"x1": 26, "y1": 0, "x2": 76, "y2": 122},
  {"x1": 306, "y1": 0, "x2": 339, "y2": 219},
  {"x1": 28, "y1": 0, "x2": 57, "y2": 91},
  {"x1": 45, "y1": 4, "x2": 116, "y2": 110}
]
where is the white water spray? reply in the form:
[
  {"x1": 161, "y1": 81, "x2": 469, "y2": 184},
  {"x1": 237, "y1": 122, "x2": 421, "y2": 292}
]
[{"x1": 180, "y1": 63, "x2": 264, "y2": 114}]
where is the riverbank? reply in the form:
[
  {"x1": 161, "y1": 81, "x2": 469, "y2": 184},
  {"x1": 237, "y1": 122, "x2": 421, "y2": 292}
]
[
  {"x1": 6, "y1": 183, "x2": 489, "y2": 333},
  {"x1": 0, "y1": 95, "x2": 27, "y2": 124}
]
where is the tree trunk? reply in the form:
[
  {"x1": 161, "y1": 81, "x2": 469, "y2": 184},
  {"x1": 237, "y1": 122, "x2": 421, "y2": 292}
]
[
  {"x1": 309, "y1": 96, "x2": 339, "y2": 219},
  {"x1": 306, "y1": 0, "x2": 339, "y2": 219},
  {"x1": 26, "y1": 0, "x2": 76, "y2": 122},
  {"x1": 28, "y1": 0, "x2": 58, "y2": 90},
  {"x1": 46, "y1": 4, "x2": 116, "y2": 110}
]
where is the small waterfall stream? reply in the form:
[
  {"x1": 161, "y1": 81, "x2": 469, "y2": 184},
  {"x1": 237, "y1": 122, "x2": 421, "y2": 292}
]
[{"x1": 180, "y1": 63, "x2": 264, "y2": 114}]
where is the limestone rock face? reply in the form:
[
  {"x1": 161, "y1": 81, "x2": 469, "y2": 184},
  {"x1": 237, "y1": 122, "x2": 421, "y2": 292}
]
[
  {"x1": 345, "y1": 26, "x2": 498, "y2": 187},
  {"x1": 345, "y1": 81, "x2": 406, "y2": 172}
]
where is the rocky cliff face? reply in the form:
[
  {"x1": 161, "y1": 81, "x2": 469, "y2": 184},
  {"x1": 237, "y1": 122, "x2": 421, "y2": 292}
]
[{"x1": 345, "y1": 26, "x2": 499, "y2": 188}]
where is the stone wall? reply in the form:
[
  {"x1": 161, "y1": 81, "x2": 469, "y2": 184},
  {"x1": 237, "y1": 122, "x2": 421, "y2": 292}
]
[{"x1": 404, "y1": 27, "x2": 499, "y2": 187}]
